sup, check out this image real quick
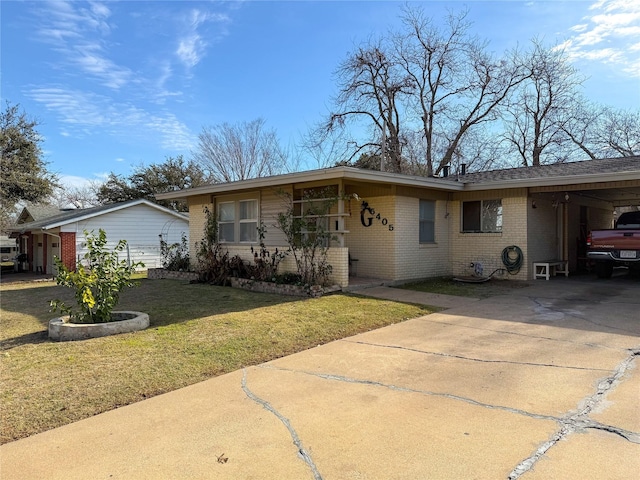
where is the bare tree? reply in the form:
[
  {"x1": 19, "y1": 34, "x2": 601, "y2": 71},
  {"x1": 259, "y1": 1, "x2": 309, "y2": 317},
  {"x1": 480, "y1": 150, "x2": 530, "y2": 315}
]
[
  {"x1": 595, "y1": 107, "x2": 640, "y2": 157},
  {"x1": 502, "y1": 40, "x2": 584, "y2": 166},
  {"x1": 323, "y1": 42, "x2": 415, "y2": 173},
  {"x1": 193, "y1": 118, "x2": 288, "y2": 182},
  {"x1": 560, "y1": 101, "x2": 640, "y2": 160},
  {"x1": 395, "y1": 7, "x2": 528, "y2": 175},
  {"x1": 50, "y1": 182, "x2": 102, "y2": 209}
]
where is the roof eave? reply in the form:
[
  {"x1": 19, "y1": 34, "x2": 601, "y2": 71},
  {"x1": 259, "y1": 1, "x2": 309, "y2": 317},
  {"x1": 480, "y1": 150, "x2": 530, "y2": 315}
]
[{"x1": 155, "y1": 167, "x2": 463, "y2": 200}]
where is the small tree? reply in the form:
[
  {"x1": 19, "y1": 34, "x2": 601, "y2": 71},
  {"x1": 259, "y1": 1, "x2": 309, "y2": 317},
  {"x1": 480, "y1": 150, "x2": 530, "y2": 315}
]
[
  {"x1": 276, "y1": 188, "x2": 338, "y2": 286},
  {"x1": 50, "y1": 229, "x2": 144, "y2": 323}
]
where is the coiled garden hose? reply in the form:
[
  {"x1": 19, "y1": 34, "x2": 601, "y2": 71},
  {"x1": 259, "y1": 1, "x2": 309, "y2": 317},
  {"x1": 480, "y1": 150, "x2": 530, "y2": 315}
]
[{"x1": 501, "y1": 245, "x2": 523, "y2": 275}]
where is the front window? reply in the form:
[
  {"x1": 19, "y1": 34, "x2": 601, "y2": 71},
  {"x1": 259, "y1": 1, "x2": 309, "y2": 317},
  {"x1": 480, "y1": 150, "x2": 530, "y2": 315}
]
[
  {"x1": 217, "y1": 199, "x2": 259, "y2": 243},
  {"x1": 462, "y1": 200, "x2": 502, "y2": 233},
  {"x1": 239, "y1": 200, "x2": 258, "y2": 243},
  {"x1": 218, "y1": 202, "x2": 235, "y2": 242},
  {"x1": 419, "y1": 200, "x2": 435, "y2": 243}
]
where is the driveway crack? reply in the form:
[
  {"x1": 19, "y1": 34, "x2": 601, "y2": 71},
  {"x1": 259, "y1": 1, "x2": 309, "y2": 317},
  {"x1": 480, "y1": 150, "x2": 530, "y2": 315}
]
[
  {"x1": 241, "y1": 369, "x2": 323, "y2": 480},
  {"x1": 343, "y1": 339, "x2": 611, "y2": 372},
  {"x1": 412, "y1": 317, "x2": 625, "y2": 352},
  {"x1": 259, "y1": 364, "x2": 561, "y2": 422},
  {"x1": 507, "y1": 349, "x2": 640, "y2": 479}
]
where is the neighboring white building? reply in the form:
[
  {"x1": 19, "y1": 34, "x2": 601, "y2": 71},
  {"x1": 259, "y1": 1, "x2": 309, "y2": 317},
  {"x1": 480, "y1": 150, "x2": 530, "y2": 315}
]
[{"x1": 8, "y1": 199, "x2": 189, "y2": 274}]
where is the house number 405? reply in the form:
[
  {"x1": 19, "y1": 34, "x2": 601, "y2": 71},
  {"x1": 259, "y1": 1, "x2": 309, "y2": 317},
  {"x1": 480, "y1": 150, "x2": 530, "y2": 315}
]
[{"x1": 360, "y1": 201, "x2": 394, "y2": 231}]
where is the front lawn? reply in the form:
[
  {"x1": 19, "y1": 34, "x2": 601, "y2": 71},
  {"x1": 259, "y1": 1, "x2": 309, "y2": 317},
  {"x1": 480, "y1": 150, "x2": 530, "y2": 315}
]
[{"x1": 0, "y1": 279, "x2": 432, "y2": 444}]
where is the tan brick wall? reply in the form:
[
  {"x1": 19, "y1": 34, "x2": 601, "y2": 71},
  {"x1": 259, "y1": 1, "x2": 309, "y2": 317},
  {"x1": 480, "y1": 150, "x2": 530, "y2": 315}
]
[
  {"x1": 450, "y1": 190, "x2": 529, "y2": 280},
  {"x1": 393, "y1": 196, "x2": 451, "y2": 282},
  {"x1": 345, "y1": 195, "x2": 396, "y2": 279},
  {"x1": 187, "y1": 195, "x2": 213, "y2": 270}
]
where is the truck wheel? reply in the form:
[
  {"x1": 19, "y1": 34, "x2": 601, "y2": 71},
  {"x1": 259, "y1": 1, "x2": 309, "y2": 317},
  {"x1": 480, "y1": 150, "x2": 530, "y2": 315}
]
[{"x1": 595, "y1": 262, "x2": 614, "y2": 279}]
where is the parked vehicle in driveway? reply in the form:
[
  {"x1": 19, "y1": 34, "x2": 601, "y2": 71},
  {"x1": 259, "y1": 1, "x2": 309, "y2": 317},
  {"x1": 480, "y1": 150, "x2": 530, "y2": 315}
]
[{"x1": 587, "y1": 211, "x2": 640, "y2": 278}]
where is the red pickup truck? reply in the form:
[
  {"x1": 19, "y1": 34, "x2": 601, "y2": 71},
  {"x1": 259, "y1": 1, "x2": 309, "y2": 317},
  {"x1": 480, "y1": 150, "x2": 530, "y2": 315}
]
[{"x1": 587, "y1": 211, "x2": 640, "y2": 278}]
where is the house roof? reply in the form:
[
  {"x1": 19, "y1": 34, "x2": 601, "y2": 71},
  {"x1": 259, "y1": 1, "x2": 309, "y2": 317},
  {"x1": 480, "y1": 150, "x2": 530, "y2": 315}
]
[
  {"x1": 15, "y1": 204, "x2": 61, "y2": 224},
  {"x1": 448, "y1": 156, "x2": 640, "y2": 189},
  {"x1": 155, "y1": 166, "x2": 465, "y2": 200},
  {"x1": 10, "y1": 199, "x2": 189, "y2": 233},
  {"x1": 156, "y1": 156, "x2": 640, "y2": 201}
]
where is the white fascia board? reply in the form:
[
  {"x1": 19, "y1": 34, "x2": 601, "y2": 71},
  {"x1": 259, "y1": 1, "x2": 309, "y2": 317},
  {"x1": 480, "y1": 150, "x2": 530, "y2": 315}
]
[{"x1": 155, "y1": 167, "x2": 463, "y2": 200}]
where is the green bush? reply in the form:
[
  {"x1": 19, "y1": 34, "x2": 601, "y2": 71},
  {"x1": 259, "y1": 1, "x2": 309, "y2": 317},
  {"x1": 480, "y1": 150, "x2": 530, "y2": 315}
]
[
  {"x1": 160, "y1": 232, "x2": 190, "y2": 271},
  {"x1": 50, "y1": 229, "x2": 144, "y2": 323}
]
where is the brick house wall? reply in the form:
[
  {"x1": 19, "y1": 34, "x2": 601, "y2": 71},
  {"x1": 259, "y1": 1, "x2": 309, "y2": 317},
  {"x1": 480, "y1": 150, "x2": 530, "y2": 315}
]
[
  {"x1": 450, "y1": 189, "x2": 529, "y2": 280},
  {"x1": 59, "y1": 232, "x2": 76, "y2": 271}
]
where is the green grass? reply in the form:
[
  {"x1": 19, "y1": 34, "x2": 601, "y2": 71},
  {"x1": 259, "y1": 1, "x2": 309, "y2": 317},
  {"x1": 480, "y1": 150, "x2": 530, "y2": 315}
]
[
  {"x1": 398, "y1": 276, "x2": 530, "y2": 298},
  {"x1": 0, "y1": 278, "x2": 432, "y2": 444}
]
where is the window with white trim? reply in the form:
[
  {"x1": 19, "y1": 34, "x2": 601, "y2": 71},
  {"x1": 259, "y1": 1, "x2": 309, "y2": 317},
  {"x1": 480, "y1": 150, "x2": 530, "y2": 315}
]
[
  {"x1": 217, "y1": 199, "x2": 259, "y2": 243},
  {"x1": 462, "y1": 199, "x2": 502, "y2": 233},
  {"x1": 419, "y1": 200, "x2": 435, "y2": 243},
  {"x1": 239, "y1": 200, "x2": 258, "y2": 243}
]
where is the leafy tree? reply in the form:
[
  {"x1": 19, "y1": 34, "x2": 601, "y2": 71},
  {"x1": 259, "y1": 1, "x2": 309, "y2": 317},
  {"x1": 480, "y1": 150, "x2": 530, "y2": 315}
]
[
  {"x1": 0, "y1": 102, "x2": 57, "y2": 230},
  {"x1": 50, "y1": 229, "x2": 144, "y2": 324},
  {"x1": 96, "y1": 155, "x2": 209, "y2": 212},
  {"x1": 193, "y1": 118, "x2": 289, "y2": 182}
]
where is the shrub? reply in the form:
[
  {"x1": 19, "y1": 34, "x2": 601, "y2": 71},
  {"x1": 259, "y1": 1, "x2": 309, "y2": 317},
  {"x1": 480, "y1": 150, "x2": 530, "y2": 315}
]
[
  {"x1": 160, "y1": 232, "x2": 190, "y2": 271},
  {"x1": 249, "y1": 222, "x2": 288, "y2": 281},
  {"x1": 195, "y1": 206, "x2": 249, "y2": 285},
  {"x1": 50, "y1": 229, "x2": 144, "y2": 324}
]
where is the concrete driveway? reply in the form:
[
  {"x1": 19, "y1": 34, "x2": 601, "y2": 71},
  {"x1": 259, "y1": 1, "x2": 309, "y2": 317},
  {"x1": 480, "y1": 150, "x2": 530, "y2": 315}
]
[{"x1": 1, "y1": 276, "x2": 639, "y2": 479}]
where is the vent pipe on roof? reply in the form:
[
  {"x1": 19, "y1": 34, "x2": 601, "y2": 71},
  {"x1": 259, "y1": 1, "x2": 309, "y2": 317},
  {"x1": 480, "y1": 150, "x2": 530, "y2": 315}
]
[
  {"x1": 461, "y1": 163, "x2": 467, "y2": 175},
  {"x1": 442, "y1": 165, "x2": 450, "y2": 177}
]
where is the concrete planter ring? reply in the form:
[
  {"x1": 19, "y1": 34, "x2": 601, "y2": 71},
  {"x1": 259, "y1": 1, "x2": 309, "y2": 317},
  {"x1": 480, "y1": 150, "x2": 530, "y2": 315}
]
[{"x1": 49, "y1": 311, "x2": 150, "y2": 341}]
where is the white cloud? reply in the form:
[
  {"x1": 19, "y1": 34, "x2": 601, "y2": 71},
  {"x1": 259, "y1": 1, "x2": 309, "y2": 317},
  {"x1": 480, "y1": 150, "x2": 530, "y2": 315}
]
[
  {"x1": 176, "y1": 34, "x2": 204, "y2": 68},
  {"x1": 26, "y1": 85, "x2": 195, "y2": 151},
  {"x1": 564, "y1": 0, "x2": 640, "y2": 77},
  {"x1": 175, "y1": 8, "x2": 231, "y2": 69},
  {"x1": 34, "y1": 0, "x2": 131, "y2": 89},
  {"x1": 59, "y1": 174, "x2": 98, "y2": 189}
]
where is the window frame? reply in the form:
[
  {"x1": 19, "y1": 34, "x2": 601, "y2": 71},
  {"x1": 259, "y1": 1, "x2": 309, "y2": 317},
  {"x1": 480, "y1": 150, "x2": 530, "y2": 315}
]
[
  {"x1": 238, "y1": 199, "x2": 259, "y2": 243},
  {"x1": 217, "y1": 198, "x2": 259, "y2": 244},
  {"x1": 419, "y1": 199, "x2": 436, "y2": 244},
  {"x1": 461, "y1": 199, "x2": 503, "y2": 233}
]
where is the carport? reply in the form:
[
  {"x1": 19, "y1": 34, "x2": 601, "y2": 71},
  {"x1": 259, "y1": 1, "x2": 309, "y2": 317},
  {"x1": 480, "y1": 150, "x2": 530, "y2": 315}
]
[
  {"x1": 456, "y1": 158, "x2": 640, "y2": 279},
  {"x1": 529, "y1": 176, "x2": 640, "y2": 274}
]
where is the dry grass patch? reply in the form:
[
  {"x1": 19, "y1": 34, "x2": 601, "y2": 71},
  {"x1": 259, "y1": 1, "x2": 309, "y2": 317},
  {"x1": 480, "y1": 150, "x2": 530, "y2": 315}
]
[
  {"x1": 1, "y1": 279, "x2": 432, "y2": 444},
  {"x1": 399, "y1": 276, "x2": 531, "y2": 298}
]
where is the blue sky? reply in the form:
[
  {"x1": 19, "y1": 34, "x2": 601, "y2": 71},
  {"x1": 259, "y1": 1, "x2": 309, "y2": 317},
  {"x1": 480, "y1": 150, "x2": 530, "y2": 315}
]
[{"x1": 2, "y1": 0, "x2": 639, "y2": 188}]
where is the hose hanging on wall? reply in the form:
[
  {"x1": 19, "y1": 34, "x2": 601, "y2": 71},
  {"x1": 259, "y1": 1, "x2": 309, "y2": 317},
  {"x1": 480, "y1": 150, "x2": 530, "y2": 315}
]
[{"x1": 501, "y1": 245, "x2": 523, "y2": 275}]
